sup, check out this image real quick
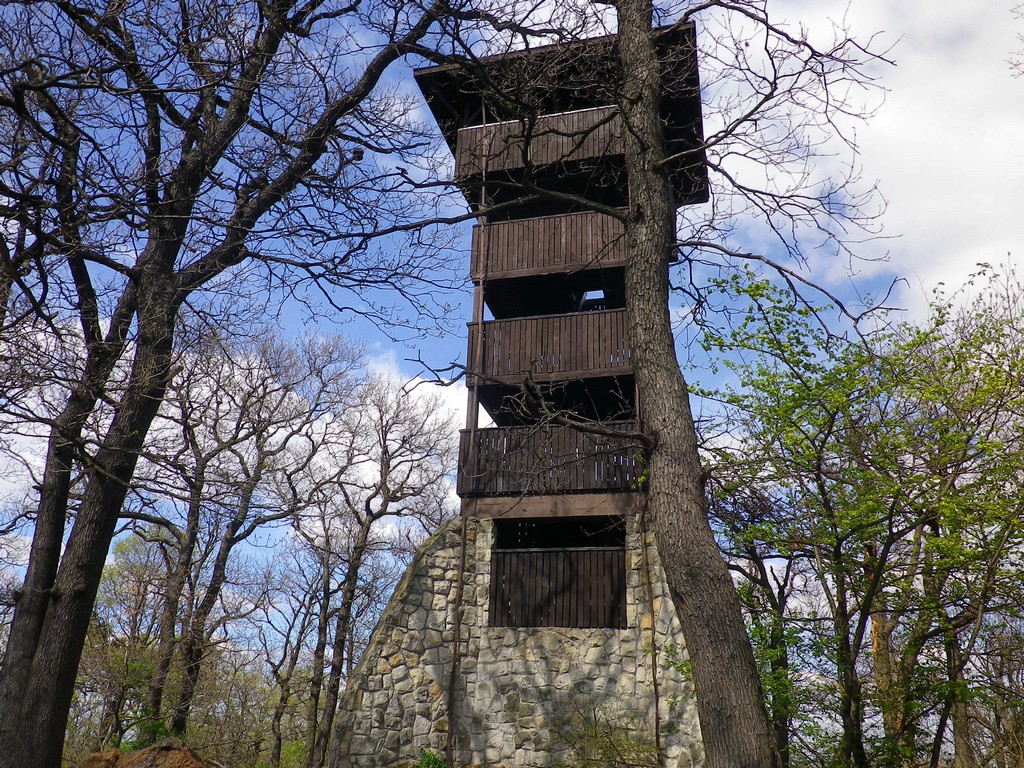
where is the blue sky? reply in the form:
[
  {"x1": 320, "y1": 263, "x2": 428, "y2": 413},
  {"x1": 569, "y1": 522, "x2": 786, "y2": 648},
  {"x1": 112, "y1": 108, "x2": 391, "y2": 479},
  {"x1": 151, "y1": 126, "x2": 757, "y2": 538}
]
[{"x1": 345, "y1": 0, "x2": 1023, "y2": 391}]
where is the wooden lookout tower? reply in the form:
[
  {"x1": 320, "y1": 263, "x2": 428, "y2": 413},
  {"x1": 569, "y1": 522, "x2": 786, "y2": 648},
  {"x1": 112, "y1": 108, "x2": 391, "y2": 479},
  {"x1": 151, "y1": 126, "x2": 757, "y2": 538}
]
[
  {"x1": 334, "y1": 23, "x2": 709, "y2": 768},
  {"x1": 414, "y1": 23, "x2": 707, "y2": 631}
]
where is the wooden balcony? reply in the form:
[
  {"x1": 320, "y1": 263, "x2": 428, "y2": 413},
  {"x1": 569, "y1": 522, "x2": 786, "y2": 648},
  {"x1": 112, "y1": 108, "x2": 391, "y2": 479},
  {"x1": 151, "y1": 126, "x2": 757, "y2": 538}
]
[
  {"x1": 455, "y1": 105, "x2": 622, "y2": 178},
  {"x1": 467, "y1": 309, "x2": 630, "y2": 384},
  {"x1": 489, "y1": 547, "x2": 626, "y2": 628},
  {"x1": 457, "y1": 421, "x2": 642, "y2": 497},
  {"x1": 415, "y1": 23, "x2": 708, "y2": 208},
  {"x1": 470, "y1": 210, "x2": 625, "y2": 281}
]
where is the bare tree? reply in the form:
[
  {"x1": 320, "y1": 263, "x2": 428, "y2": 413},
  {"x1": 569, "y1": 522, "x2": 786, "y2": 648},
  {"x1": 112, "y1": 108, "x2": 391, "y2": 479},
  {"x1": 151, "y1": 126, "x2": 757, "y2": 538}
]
[
  {"x1": 0, "y1": 0, "x2": 462, "y2": 762},
  {"x1": 257, "y1": 539, "x2": 323, "y2": 768},
  {"x1": 130, "y1": 332, "x2": 363, "y2": 738},
  {"x1": 299, "y1": 372, "x2": 456, "y2": 768},
  {"x1": 244, "y1": 371, "x2": 455, "y2": 768},
  {"x1": 45, "y1": 330, "x2": 458, "y2": 764}
]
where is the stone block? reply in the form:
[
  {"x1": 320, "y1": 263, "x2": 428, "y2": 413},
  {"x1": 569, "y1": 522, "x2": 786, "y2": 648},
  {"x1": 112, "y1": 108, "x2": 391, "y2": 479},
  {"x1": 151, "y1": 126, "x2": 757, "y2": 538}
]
[
  {"x1": 484, "y1": 745, "x2": 504, "y2": 764},
  {"x1": 406, "y1": 608, "x2": 430, "y2": 633},
  {"x1": 423, "y1": 629, "x2": 443, "y2": 649},
  {"x1": 412, "y1": 716, "x2": 431, "y2": 738}
]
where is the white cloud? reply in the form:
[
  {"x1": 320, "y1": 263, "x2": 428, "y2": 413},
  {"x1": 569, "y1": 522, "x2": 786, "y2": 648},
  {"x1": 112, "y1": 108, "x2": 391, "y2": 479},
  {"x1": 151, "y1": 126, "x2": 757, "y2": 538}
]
[
  {"x1": 367, "y1": 350, "x2": 469, "y2": 429},
  {"x1": 771, "y1": 0, "x2": 1024, "y2": 315}
]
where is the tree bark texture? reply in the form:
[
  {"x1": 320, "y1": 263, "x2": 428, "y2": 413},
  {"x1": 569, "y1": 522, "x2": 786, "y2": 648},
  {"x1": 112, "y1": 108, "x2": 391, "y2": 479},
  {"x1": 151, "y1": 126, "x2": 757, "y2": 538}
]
[
  {"x1": 0, "y1": 281, "x2": 179, "y2": 768},
  {"x1": 615, "y1": 3, "x2": 781, "y2": 766}
]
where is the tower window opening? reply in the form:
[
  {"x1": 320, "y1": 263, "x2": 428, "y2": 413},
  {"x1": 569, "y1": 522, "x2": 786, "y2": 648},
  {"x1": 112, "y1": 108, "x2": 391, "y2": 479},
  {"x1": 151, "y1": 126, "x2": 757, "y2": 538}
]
[
  {"x1": 577, "y1": 289, "x2": 606, "y2": 312},
  {"x1": 489, "y1": 516, "x2": 626, "y2": 629}
]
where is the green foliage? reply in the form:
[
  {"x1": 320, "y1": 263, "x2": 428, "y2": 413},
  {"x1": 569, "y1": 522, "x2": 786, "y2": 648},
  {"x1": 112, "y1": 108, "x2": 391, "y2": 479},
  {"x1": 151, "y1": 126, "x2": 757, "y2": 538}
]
[
  {"x1": 631, "y1": 453, "x2": 649, "y2": 490},
  {"x1": 662, "y1": 643, "x2": 692, "y2": 686},
  {"x1": 553, "y1": 702, "x2": 659, "y2": 768},
  {"x1": 277, "y1": 740, "x2": 307, "y2": 768},
  {"x1": 123, "y1": 720, "x2": 169, "y2": 752},
  {"x1": 704, "y1": 266, "x2": 1024, "y2": 767},
  {"x1": 418, "y1": 748, "x2": 448, "y2": 768}
]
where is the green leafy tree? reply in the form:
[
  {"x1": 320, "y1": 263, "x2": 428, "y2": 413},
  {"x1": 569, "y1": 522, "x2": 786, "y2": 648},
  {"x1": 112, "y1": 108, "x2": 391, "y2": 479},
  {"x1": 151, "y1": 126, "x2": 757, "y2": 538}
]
[
  {"x1": 708, "y1": 269, "x2": 1024, "y2": 768},
  {"x1": 65, "y1": 538, "x2": 163, "y2": 761}
]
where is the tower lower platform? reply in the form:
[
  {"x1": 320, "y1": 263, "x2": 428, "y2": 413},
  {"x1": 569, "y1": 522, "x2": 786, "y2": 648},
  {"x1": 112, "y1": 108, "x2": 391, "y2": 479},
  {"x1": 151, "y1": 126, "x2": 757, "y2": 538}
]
[{"x1": 332, "y1": 512, "x2": 704, "y2": 768}]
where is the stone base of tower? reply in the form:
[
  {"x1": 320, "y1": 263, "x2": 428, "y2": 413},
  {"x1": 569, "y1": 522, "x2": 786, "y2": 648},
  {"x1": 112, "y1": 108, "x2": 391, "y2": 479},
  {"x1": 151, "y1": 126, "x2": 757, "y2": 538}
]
[{"x1": 331, "y1": 513, "x2": 704, "y2": 768}]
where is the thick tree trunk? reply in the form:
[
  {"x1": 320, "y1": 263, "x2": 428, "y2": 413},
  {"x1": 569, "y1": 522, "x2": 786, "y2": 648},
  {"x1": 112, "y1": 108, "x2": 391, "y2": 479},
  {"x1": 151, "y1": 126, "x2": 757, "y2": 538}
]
[
  {"x1": 951, "y1": 696, "x2": 979, "y2": 768},
  {"x1": 872, "y1": 603, "x2": 916, "y2": 768},
  {"x1": 837, "y1": 647, "x2": 869, "y2": 768},
  {"x1": 615, "y1": 4, "x2": 780, "y2": 767},
  {"x1": 871, "y1": 605, "x2": 900, "y2": 738},
  {"x1": 0, "y1": 291, "x2": 177, "y2": 768},
  {"x1": 0, "y1": 358, "x2": 122, "y2": 724}
]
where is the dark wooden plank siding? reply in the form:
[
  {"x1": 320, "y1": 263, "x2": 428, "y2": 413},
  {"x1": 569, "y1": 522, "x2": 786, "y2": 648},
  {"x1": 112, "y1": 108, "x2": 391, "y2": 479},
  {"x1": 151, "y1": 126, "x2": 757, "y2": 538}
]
[
  {"x1": 457, "y1": 422, "x2": 642, "y2": 497},
  {"x1": 456, "y1": 106, "x2": 622, "y2": 178},
  {"x1": 467, "y1": 308, "x2": 630, "y2": 382},
  {"x1": 488, "y1": 547, "x2": 626, "y2": 628},
  {"x1": 470, "y1": 211, "x2": 625, "y2": 280}
]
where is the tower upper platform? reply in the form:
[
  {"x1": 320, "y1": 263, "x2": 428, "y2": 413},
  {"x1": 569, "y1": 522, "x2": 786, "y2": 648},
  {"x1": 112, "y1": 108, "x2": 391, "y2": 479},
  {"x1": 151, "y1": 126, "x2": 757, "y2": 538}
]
[{"x1": 414, "y1": 23, "x2": 708, "y2": 214}]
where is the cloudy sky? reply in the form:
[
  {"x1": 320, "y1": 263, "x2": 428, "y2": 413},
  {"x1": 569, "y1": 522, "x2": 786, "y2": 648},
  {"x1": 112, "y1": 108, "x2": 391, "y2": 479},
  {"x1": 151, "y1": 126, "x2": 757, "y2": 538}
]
[
  {"x1": 395, "y1": 1, "x2": 1023, "y2": 378},
  {"x1": 360, "y1": 0, "x2": 1024, "y2": 403},
  {"x1": 772, "y1": 0, "x2": 1023, "y2": 314},
  {"x1": 3, "y1": 0, "x2": 1018, "y2": 564}
]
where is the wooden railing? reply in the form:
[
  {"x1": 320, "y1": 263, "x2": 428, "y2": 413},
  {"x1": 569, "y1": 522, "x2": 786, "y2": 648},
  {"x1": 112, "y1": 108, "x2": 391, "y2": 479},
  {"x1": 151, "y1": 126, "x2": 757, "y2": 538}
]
[
  {"x1": 455, "y1": 105, "x2": 622, "y2": 178},
  {"x1": 489, "y1": 547, "x2": 626, "y2": 628},
  {"x1": 457, "y1": 421, "x2": 642, "y2": 497},
  {"x1": 467, "y1": 309, "x2": 630, "y2": 383},
  {"x1": 470, "y1": 211, "x2": 625, "y2": 280}
]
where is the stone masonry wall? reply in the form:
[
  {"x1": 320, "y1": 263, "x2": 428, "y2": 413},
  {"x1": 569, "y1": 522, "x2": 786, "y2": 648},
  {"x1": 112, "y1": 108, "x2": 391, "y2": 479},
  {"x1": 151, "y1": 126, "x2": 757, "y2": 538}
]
[{"x1": 332, "y1": 514, "x2": 703, "y2": 768}]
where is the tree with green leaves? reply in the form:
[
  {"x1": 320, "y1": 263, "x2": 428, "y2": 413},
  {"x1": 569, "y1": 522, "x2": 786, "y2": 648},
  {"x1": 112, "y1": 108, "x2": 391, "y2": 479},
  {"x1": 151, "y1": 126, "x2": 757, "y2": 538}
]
[
  {"x1": 70, "y1": 537, "x2": 163, "y2": 756},
  {"x1": 708, "y1": 269, "x2": 1024, "y2": 768}
]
